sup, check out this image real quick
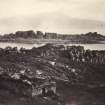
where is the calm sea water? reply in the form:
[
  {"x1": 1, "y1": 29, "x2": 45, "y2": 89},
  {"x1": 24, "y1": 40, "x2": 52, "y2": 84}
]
[
  {"x1": 68, "y1": 44, "x2": 105, "y2": 50},
  {"x1": 0, "y1": 42, "x2": 45, "y2": 49},
  {"x1": 0, "y1": 42, "x2": 105, "y2": 50}
]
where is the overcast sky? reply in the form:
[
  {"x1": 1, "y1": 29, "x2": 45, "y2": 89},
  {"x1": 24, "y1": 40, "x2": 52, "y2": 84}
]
[{"x1": 0, "y1": 0, "x2": 105, "y2": 35}]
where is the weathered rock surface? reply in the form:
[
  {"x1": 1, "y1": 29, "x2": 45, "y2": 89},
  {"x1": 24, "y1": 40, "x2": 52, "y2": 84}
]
[{"x1": 0, "y1": 44, "x2": 105, "y2": 105}]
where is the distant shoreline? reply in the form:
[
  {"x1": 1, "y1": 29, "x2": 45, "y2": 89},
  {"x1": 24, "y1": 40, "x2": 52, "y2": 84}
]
[
  {"x1": 0, "y1": 31, "x2": 105, "y2": 44},
  {"x1": 0, "y1": 38, "x2": 105, "y2": 44}
]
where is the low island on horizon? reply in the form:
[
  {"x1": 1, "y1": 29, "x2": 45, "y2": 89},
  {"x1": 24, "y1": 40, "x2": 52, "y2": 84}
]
[{"x1": 0, "y1": 30, "x2": 105, "y2": 44}]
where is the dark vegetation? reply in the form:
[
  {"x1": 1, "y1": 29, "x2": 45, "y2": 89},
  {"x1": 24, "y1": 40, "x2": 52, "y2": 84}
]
[
  {"x1": 0, "y1": 30, "x2": 105, "y2": 43},
  {"x1": 0, "y1": 44, "x2": 105, "y2": 105}
]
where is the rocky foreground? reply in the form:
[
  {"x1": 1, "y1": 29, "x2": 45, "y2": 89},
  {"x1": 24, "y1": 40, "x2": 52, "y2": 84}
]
[{"x1": 0, "y1": 44, "x2": 105, "y2": 105}]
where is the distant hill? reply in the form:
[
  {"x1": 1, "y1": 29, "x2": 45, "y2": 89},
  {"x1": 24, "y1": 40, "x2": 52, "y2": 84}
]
[{"x1": 0, "y1": 30, "x2": 105, "y2": 44}]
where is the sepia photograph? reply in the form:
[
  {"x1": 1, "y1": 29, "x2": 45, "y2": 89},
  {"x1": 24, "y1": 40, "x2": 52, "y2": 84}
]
[{"x1": 0, "y1": 0, "x2": 105, "y2": 105}]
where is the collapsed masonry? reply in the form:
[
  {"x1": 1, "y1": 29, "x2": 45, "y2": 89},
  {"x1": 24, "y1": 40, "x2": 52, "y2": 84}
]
[
  {"x1": 0, "y1": 73, "x2": 57, "y2": 98},
  {"x1": 32, "y1": 81, "x2": 56, "y2": 97}
]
